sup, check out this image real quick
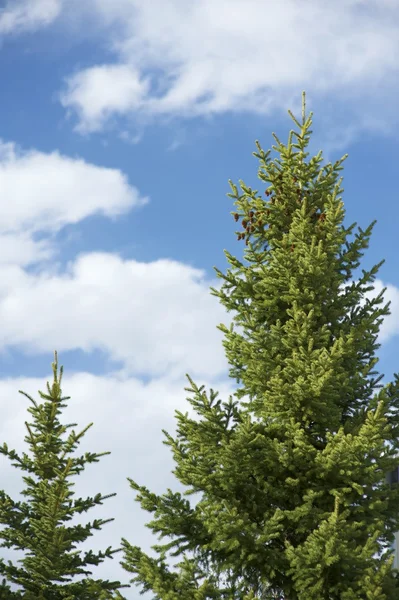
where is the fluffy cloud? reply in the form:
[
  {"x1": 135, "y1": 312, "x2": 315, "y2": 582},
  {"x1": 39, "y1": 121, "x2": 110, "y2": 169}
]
[
  {"x1": 2, "y1": 1, "x2": 399, "y2": 149},
  {"x1": 0, "y1": 0, "x2": 63, "y2": 35},
  {"x1": 60, "y1": 64, "x2": 151, "y2": 134},
  {"x1": 0, "y1": 139, "x2": 148, "y2": 265},
  {"x1": 56, "y1": 0, "x2": 399, "y2": 146},
  {"x1": 0, "y1": 253, "x2": 231, "y2": 381},
  {"x1": 0, "y1": 134, "x2": 231, "y2": 382}
]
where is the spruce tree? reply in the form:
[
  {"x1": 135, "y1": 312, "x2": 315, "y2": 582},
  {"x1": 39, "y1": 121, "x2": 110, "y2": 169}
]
[
  {"x1": 0, "y1": 351, "x2": 130, "y2": 599},
  {"x1": 119, "y1": 93, "x2": 399, "y2": 599}
]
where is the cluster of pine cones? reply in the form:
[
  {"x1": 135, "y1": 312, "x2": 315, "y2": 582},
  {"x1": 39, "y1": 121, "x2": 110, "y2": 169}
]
[{"x1": 233, "y1": 175, "x2": 326, "y2": 251}]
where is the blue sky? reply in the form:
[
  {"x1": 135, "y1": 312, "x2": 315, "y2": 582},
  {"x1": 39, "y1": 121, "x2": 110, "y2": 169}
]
[{"x1": 1, "y1": 0, "x2": 399, "y2": 597}]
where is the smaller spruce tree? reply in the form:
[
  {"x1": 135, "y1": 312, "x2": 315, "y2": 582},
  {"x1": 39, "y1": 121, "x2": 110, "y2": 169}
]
[{"x1": 0, "y1": 351, "x2": 130, "y2": 600}]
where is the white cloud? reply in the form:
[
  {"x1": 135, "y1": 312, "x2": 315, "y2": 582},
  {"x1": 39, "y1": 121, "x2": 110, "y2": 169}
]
[
  {"x1": 0, "y1": 0, "x2": 63, "y2": 35},
  {"x1": 368, "y1": 280, "x2": 399, "y2": 343},
  {"x1": 0, "y1": 253, "x2": 231, "y2": 381},
  {"x1": 57, "y1": 0, "x2": 399, "y2": 147},
  {"x1": 0, "y1": 138, "x2": 148, "y2": 265},
  {"x1": 0, "y1": 134, "x2": 230, "y2": 381},
  {"x1": 60, "y1": 64, "x2": 151, "y2": 134}
]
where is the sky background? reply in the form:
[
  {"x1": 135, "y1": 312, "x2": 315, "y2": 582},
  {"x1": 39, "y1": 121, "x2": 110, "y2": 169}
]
[{"x1": 1, "y1": 0, "x2": 399, "y2": 597}]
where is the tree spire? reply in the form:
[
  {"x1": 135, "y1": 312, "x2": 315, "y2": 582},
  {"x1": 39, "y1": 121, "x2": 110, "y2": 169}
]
[
  {"x1": 0, "y1": 351, "x2": 130, "y2": 599},
  {"x1": 120, "y1": 92, "x2": 399, "y2": 599}
]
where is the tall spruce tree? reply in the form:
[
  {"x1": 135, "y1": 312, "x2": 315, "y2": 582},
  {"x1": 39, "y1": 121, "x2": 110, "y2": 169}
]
[
  {"x1": 119, "y1": 93, "x2": 399, "y2": 599},
  {"x1": 0, "y1": 351, "x2": 130, "y2": 599}
]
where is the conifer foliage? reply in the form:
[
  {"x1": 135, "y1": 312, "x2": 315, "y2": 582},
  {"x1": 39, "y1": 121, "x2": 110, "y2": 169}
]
[
  {"x1": 120, "y1": 93, "x2": 399, "y2": 599},
  {"x1": 0, "y1": 351, "x2": 129, "y2": 599}
]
